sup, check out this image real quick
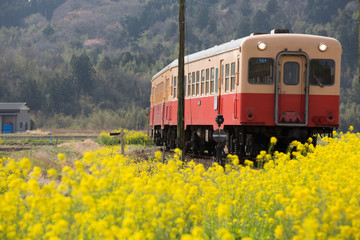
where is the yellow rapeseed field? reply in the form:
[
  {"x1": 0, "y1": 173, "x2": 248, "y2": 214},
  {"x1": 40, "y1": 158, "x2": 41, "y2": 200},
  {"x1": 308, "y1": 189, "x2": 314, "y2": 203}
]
[{"x1": 0, "y1": 130, "x2": 360, "y2": 239}]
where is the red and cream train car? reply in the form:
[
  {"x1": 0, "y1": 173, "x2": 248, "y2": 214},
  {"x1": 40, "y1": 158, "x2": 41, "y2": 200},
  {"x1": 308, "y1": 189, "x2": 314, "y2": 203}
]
[{"x1": 149, "y1": 29, "x2": 341, "y2": 156}]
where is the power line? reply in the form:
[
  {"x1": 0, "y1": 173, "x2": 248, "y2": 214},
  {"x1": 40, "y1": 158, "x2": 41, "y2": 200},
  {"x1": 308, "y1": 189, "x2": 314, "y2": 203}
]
[{"x1": 191, "y1": 0, "x2": 218, "y2": 6}]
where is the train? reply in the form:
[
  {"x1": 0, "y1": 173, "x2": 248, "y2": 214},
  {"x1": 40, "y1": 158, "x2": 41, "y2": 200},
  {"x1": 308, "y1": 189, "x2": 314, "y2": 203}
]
[{"x1": 149, "y1": 29, "x2": 341, "y2": 158}]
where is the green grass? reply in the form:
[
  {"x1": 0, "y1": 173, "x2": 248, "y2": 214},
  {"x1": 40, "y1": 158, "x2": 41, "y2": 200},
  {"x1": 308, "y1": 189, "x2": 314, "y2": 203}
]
[
  {"x1": 2, "y1": 145, "x2": 82, "y2": 172},
  {"x1": 2, "y1": 139, "x2": 67, "y2": 145}
]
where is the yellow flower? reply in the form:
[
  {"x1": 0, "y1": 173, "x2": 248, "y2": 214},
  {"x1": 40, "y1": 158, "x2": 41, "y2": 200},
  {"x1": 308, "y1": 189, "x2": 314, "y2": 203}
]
[
  {"x1": 217, "y1": 228, "x2": 234, "y2": 240},
  {"x1": 303, "y1": 216, "x2": 318, "y2": 239},
  {"x1": 349, "y1": 125, "x2": 354, "y2": 132},
  {"x1": 47, "y1": 168, "x2": 57, "y2": 179},
  {"x1": 57, "y1": 153, "x2": 66, "y2": 161},
  {"x1": 217, "y1": 203, "x2": 231, "y2": 219},
  {"x1": 19, "y1": 158, "x2": 31, "y2": 173},
  {"x1": 29, "y1": 223, "x2": 43, "y2": 237},
  {"x1": 275, "y1": 225, "x2": 283, "y2": 239},
  {"x1": 31, "y1": 166, "x2": 42, "y2": 179},
  {"x1": 74, "y1": 161, "x2": 84, "y2": 172},
  {"x1": 154, "y1": 151, "x2": 162, "y2": 162},
  {"x1": 244, "y1": 160, "x2": 254, "y2": 167},
  {"x1": 232, "y1": 156, "x2": 239, "y2": 166},
  {"x1": 270, "y1": 136, "x2": 278, "y2": 145},
  {"x1": 339, "y1": 225, "x2": 353, "y2": 238},
  {"x1": 174, "y1": 148, "x2": 182, "y2": 156},
  {"x1": 191, "y1": 226, "x2": 204, "y2": 237},
  {"x1": 1, "y1": 130, "x2": 360, "y2": 239},
  {"x1": 275, "y1": 210, "x2": 285, "y2": 219},
  {"x1": 181, "y1": 234, "x2": 193, "y2": 240}
]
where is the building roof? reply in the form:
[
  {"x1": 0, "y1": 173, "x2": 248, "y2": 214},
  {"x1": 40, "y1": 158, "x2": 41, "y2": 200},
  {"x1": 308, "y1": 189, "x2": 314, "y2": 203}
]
[{"x1": 0, "y1": 103, "x2": 29, "y2": 113}]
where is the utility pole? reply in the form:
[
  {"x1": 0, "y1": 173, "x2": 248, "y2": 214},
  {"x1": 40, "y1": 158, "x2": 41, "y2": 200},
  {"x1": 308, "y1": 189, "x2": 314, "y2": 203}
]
[{"x1": 177, "y1": 0, "x2": 185, "y2": 155}]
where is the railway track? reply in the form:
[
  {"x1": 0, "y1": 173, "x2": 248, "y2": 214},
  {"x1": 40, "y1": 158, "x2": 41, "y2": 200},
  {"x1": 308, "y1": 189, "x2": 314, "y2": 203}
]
[
  {"x1": 0, "y1": 134, "x2": 98, "y2": 141},
  {"x1": 142, "y1": 147, "x2": 254, "y2": 169}
]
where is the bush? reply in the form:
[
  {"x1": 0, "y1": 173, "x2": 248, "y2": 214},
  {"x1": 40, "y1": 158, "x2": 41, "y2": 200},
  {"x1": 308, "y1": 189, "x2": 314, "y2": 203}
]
[{"x1": 98, "y1": 129, "x2": 151, "y2": 146}]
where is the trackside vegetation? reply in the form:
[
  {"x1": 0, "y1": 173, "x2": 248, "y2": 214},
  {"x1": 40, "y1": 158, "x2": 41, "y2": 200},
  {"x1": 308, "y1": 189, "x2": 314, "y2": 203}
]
[
  {"x1": 0, "y1": 129, "x2": 359, "y2": 239},
  {"x1": 98, "y1": 129, "x2": 152, "y2": 146}
]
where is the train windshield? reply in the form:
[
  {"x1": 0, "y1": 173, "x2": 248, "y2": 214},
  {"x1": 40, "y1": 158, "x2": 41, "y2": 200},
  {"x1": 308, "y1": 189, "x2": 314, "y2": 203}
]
[
  {"x1": 309, "y1": 59, "x2": 335, "y2": 86},
  {"x1": 284, "y1": 62, "x2": 300, "y2": 85},
  {"x1": 248, "y1": 58, "x2": 274, "y2": 84}
]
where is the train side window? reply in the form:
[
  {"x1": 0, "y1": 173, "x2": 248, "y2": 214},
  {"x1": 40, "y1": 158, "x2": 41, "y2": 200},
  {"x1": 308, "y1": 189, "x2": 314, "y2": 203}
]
[
  {"x1": 221, "y1": 64, "x2": 224, "y2": 89},
  {"x1": 156, "y1": 82, "x2": 163, "y2": 104},
  {"x1": 184, "y1": 75, "x2": 187, "y2": 96},
  {"x1": 225, "y1": 64, "x2": 230, "y2": 92},
  {"x1": 231, "y1": 62, "x2": 236, "y2": 91},
  {"x1": 188, "y1": 73, "x2": 191, "y2": 97},
  {"x1": 192, "y1": 72, "x2": 195, "y2": 96},
  {"x1": 201, "y1": 70, "x2": 205, "y2": 95},
  {"x1": 152, "y1": 87, "x2": 155, "y2": 104},
  {"x1": 206, "y1": 69, "x2": 210, "y2": 94},
  {"x1": 248, "y1": 58, "x2": 274, "y2": 84},
  {"x1": 165, "y1": 78, "x2": 170, "y2": 101},
  {"x1": 237, "y1": 58, "x2": 240, "y2": 85},
  {"x1": 210, "y1": 68, "x2": 214, "y2": 93},
  {"x1": 171, "y1": 76, "x2": 173, "y2": 96},
  {"x1": 163, "y1": 81, "x2": 166, "y2": 100},
  {"x1": 173, "y1": 76, "x2": 177, "y2": 99},
  {"x1": 196, "y1": 71, "x2": 200, "y2": 95},
  {"x1": 284, "y1": 62, "x2": 299, "y2": 85},
  {"x1": 154, "y1": 87, "x2": 156, "y2": 104},
  {"x1": 215, "y1": 68, "x2": 219, "y2": 93},
  {"x1": 310, "y1": 59, "x2": 335, "y2": 86}
]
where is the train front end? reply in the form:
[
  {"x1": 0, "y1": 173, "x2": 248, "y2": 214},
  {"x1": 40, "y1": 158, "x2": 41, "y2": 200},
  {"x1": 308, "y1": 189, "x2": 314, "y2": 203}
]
[{"x1": 236, "y1": 30, "x2": 341, "y2": 155}]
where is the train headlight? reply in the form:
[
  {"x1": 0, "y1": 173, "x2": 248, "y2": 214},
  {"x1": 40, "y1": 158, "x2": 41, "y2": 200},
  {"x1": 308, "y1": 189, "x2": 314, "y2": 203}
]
[
  {"x1": 319, "y1": 43, "x2": 328, "y2": 52},
  {"x1": 257, "y1": 41, "x2": 267, "y2": 51}
]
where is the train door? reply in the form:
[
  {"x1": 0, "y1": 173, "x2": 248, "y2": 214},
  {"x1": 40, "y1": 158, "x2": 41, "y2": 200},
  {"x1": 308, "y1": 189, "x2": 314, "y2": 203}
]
[
  {"x1": 275, "y1": 53, "x2": 309, "y2": 126},
  {"x1": 233, "y1": 57, "x2": 240, "y2": 120}
]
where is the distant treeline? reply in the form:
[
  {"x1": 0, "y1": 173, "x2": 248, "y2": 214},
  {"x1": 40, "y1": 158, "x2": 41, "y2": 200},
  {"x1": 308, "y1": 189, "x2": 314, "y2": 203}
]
[{"x1": 0, "y1": 0, "x2": 65, "y2": 26}]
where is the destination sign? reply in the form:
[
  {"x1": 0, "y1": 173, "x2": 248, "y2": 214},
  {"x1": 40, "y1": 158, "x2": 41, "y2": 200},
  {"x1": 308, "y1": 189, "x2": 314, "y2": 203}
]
[{"x1": 257, "y1": 58, "x2": 269, "y2": 63}]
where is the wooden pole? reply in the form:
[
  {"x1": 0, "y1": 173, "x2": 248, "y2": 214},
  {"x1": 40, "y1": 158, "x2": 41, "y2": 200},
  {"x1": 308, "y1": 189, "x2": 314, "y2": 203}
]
[
  {"x1": 146, "y1": 112, "x2": 149, "y2": 136},
  {"x1": 121, "y1": 129, "x2": 124, "y2": 154},
  {"x1": 177, "y1": 0, "x2": 185, "y2": 155}
]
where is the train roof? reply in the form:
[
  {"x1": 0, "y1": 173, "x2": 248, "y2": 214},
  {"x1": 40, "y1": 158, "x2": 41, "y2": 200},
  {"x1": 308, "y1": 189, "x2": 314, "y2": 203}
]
[
  {"x1": 152, "y1": 37, "x2": 246, "y2": 80},
  {"x1": 151, "y1": 33, "x2": 340, "y2": 80}
]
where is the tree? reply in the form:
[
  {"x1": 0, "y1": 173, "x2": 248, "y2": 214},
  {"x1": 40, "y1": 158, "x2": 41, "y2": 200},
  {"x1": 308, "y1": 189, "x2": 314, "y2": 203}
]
[
  {"x1": 124, "y1": 16, "x2": 142, "y2": 38},
  {"x1": 239, "y1": 0, "x2": 252, "y2": 18},
  {"x1": 194, "y1": 6, "x2": 209, "y2": 29},
  {"x1": 98, "y1": 56, "x2": 113, "y2": 71},
  {"x1": 42, "y1": 25, "x2": 55, "y2": 37},
  {"x1": 252, "y1": 10, "x2": 270, "y2": 33},
  {"x1": 20, "y1": 79, "x2": 42, "y2": 111},
  {"x1": 266, "y1": 0, "x2": 278, "y2": 14},
  {"x1": 0, "y1": 0, "x2": 65, "y2": 27},
  {"x1": 305, "y1": 0, "x2": 349, "y2": 24},
  {"x1": 70, "y1": 54, "x2": 96, "y2": 95}
]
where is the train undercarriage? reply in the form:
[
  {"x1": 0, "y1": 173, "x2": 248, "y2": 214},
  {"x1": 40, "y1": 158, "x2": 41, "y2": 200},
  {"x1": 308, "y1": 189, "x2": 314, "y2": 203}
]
[{"x1": 152, "y1": 125, "x2": 333, "y2": 160}]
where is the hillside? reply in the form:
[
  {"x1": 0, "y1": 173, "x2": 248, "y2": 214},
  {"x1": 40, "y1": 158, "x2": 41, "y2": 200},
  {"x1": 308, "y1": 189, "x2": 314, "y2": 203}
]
[{"x1": 0, "y1": 0, "x2": 358, "y2": 130}]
